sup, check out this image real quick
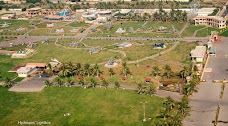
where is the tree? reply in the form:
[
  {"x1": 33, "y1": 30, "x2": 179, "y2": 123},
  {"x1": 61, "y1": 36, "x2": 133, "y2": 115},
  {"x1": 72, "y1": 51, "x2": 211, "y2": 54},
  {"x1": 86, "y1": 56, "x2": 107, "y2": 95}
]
[
  {"x1": 115, "y1": 81, "x2": 120, "y2": 89},
  {"x1": 180, "y1": 66, "x2": 190, "y2": 81},
  {"x1": 79, "y1": 78, "x2": 84, "y2": 88},
  {"x1": 121, "y1": 62, "x2": 131, "y2": 77},
  {"x1": 83, "y1": 63, "x2": 91, "y2": 77},
  {"x1": 67, "y1": 78, "x2": 74, "y2": 87},
  {"x1": 102, "y1": 79, "x2": 108, "y2": 89},
  {"x1": 4, "y1": 77, "x2": 14, "y2": 88},
  {"x1": 108, "y1": 68, "x2": 115, "y2": 77},
  {"x1": 163, "y1": 64, "x2": 174, "y2": 79},
  {"x1": 146, "y1": 84, "x2": 156, "y2": 96},
  {"x1": 178, "y1": 96, "x2": 190, "y2": 117},
  {"x1": 90, "y1": 78, "x2": 97, "y2": 88},
  {"x1": 45, "y1": 79, "x2": 52, "y2": 87},
  {"x1": 151, "y1": 65, "x2": 161, "y2": 78},
  {"x1": 93, "y1": 64, "x2": 102, "y2": 77},
  {"x1": 56, "y1": 78, "x2": 63, "y2": 87}
]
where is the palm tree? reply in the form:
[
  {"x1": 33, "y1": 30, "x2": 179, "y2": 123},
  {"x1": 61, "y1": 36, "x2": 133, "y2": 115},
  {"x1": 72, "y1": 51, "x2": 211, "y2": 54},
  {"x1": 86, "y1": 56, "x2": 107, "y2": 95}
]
[
  {"x1": 60, "y1": 63, "x2": 69, "y2": 77},
  {"x1": 93, "y1": 64, "x2": 102, "y2": 77},
  {"x1": 178, "y1": 96, "x2": 190, "y2": 117},
  {"x1": 121, "y1": 62, "x2": 131, "y2": 77},
  {"x1": 115, "y1": 81, "x2": 120, "y2": 89},
  {"x1": 4, "y1": 77, "x2": 14, "y2": 88},
  {"x1": 79, "y1": 78, "x2": 84, "y2": 88},
  {"x1": 163, "y1": 64, "x2": 173, "y2": 79},
  {"x1": 180, "y1": 66, "x2": 190, "y2": 81},
  {"x1": 90, "y1": 78, "x2": 97, "y2": 88},
  {"x1": 108, "y1": 68, "x2": 115, "y2": 77},
  {"x1": 67, "y1": 78, "x2": 74, "y2": 87},
  {"x1": 151, "y1": 65, "x2": 161, "y2": 78},
  {"x1": 45, "y1": 79, "x2": 52, "y2": 87},
  {"x1": 137, "y1": 83, "x2": 144, "y2": 94},
  {"x1": 56, "y1": 78, "x2": 63, "y2": 87},
  {"x1": 146, "y1": 84, "x2": 156, "y2": 96},
  {"x1": 102, "y1": 79, "x2": 108, "y2": 89},
  {"x1": 83, "y1": 63, "x2": 91, "y2": 77}
]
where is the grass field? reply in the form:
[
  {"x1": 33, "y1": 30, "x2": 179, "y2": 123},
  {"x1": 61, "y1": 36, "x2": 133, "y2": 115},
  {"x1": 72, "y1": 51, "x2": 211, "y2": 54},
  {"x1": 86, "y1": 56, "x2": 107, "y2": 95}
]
[
  {"x1": 0, "y1": 55, "x2": 18, "y2": 81},
  {"x1": 157, "y1": 42, "x2": 198, "y2": 65},
  {"x1": 68, "y1": 22, "x2": 89, "y2": 28},
  {"x1": 0, "y1": 19, "x2": 40, "y2": 35},
  {"x1": 220, "y1": 30, "x2": 228, "y2": 37},
  {"x1": 0, "y1": 87, "x2": 164, "y2": 126},
  {"x1": 182, "y1": 25, "x2": 206, "y2": 37},
  {"x1": 90, "y1": 21, "x2": 181, "y2": 37},
  {"x1": 196, "y1": 27, "x2": 219, "y2": 37}
]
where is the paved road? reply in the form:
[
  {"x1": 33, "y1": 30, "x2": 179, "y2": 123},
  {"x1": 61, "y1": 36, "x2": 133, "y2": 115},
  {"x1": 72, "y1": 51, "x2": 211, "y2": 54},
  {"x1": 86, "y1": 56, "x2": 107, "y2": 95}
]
[
  {"x1": 0, "y1": 35, "x2": 209, "y2": 48},
  {"x1": 184, "y1": 38, "x2": 228, "y2": 126},
  {"x1": 184, "y1": 82, "x2": 221, "y2": 126}
]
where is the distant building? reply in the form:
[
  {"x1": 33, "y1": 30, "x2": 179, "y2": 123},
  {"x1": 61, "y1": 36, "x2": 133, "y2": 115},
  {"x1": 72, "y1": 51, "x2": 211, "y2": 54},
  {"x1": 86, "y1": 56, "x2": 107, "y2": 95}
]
[
  {"x1": 17, "y1": 63, "x2": 46, "y2": 77},
  {"x1": 154, "y1": 43, "x2": 166, "y2": 49},
  {"x1": 26, "y1": 7, "x2": 42, "y2": 17},
  {"x1": 17, "y1": 65, "x2": 37, "y2": 77},
  {"x1": 193, "y1": 16, "x2": 226, "y2": 29},
  {"x1": 11, "y1": 49, "x2": 35, "y2": 58},
  {"x1": 1, "y1": 14, "x2": 15, "y2": 19},
  {"x1": 190, "y1": 46, "x2": 206, "y2": 63},
  {"x1": 116, "y1": 42, "x2": 132, "y2": 48}
]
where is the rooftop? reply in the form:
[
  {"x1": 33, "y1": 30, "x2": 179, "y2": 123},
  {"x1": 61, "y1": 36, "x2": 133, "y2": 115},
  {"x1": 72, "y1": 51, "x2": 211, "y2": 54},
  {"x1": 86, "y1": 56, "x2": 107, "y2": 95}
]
[{"x1": 191, "y1": 46, "x2": 206, "y2": 58}]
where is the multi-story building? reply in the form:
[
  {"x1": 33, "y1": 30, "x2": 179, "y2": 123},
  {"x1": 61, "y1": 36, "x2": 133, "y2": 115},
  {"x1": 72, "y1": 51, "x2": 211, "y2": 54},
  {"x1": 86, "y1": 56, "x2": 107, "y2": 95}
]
[{"x1": 193, "y1": 16, "x2": 226, "y2": 29}]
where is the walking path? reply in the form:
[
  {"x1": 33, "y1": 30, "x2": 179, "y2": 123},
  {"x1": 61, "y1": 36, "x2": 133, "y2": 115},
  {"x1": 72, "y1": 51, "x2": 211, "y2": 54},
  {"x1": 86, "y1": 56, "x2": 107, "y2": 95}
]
[
  {"x1": 178, "y1": 22, "x2": 189, "y2": 37},
  {"x1": 192, "y1": 26, "x2": 208, "y2": 37},
  {"x1": 126, "y1": 42, "x2": 179, "y2": 64},
  {"x1": 0, "y1": 50, "x2": 15, "y2": 55},
  {"x1": 134, "y1": 21, "x2": 148, "y2": 33}
]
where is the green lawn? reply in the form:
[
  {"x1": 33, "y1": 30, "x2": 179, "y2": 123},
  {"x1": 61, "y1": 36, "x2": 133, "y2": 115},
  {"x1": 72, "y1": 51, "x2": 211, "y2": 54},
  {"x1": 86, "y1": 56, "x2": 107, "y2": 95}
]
[
  {"x1": 0, "y1": 19, "x2": 38, "y2": 35},
  {"x1": 182, "y1": 25, "x2": 205, "y2": 37},
  {"x1": 220, "y1": 30, "x2": 228, "y2": 37},
  {"x1": 0, "y1": 87, "x2": 164, "y2": 126},
  {"x1": 90, "y1": 21, "x2": 180, "y2": 38},
  {"x1": 196, "y1": 27, "x2": 219, "y2": 37},
  {"x1": 68, "y1": 22, "x2": 89, "y2": 28},
  {"x1": 13, "y1": 42, "x2": 122, "y2": 64},
  {"x1": 0, "y1": 55, "x2": 18, "y2": 81}
]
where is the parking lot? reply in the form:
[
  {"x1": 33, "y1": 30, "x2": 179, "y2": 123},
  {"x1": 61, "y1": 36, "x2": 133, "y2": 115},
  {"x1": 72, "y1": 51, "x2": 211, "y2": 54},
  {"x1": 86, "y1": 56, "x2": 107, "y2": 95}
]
[
  {"x1": 9, "y1": 75, "x2": 49, "y2": 92},
  {"x1": 202, "y1": 41, "x2": 228, "y2": 81}
]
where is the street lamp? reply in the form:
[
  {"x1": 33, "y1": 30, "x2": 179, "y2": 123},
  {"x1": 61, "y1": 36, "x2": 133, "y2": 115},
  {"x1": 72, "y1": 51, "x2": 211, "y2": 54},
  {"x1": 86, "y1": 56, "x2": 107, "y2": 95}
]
[{"x1": 140, "y1": 101, "x2": 147, "y2": 122}]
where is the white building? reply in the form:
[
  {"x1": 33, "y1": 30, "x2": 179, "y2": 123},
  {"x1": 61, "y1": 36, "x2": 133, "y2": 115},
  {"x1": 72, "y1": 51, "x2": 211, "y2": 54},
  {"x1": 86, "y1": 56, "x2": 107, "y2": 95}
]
[
  {"x1": 17, "y1": 66, "x2": 37, "y2": 77},
  {"x1": 193, "y1": 16, "x2": 226, "y2": 29},
  {"x1": 190, "y1": 46, "x2": 206, "y2": 63}
]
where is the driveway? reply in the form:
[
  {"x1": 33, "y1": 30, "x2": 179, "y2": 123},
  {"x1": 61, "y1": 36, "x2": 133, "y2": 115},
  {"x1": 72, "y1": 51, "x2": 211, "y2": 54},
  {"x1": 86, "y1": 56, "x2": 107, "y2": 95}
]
[
  {"x1": 9, "y1": 75, "x2": 48, "y2": 92},
  {"x1": 184, "y1": 39, "x2": 228, "y2": 126}
]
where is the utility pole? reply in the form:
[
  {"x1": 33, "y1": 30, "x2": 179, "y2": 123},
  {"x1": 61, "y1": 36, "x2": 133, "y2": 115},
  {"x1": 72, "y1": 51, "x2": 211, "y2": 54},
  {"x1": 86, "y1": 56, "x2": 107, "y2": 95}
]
[{"x1": 140, "y1": 101, "x2": 147, "y2": 122}]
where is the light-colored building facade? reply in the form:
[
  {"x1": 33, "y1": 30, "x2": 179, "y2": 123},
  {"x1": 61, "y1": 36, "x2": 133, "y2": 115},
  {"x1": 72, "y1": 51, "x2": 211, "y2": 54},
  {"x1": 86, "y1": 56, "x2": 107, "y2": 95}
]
[
  {"x1": 190, "y1": 46, "x2": 207, "y2": 63},
  {"x1": 17, "y1": 66, "x2": 37, "y2": 77},
  {"x1": 193, "y1": 16, "x2": 226, "y2": 29}
]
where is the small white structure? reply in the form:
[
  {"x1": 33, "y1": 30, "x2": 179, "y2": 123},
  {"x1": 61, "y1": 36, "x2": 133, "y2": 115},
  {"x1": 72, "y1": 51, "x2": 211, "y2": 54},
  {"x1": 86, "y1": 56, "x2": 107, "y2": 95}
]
[
  {"x1": 190, "y1": 46, "x2": 206, "y2": 63},
  {"x1": 69, "y1": 28, "x2": 79, "y2": 33},
  {"x1": 46, "y1": 23, "x2": 54, "y2": 28},
  {"x1": 116, "y1": 28, "x2": 126, "y2": 34},
  {"x1": 16, "y1": 27, "x2": 25, "y2": 31},
  {"x1": 17, "y1": 66, "x2": 37, "y2": 77},
  {"x1": 116, "y1": 42, "x2": 132, "y2": 48},
  {"x1": 11, "y1": 49, "x2": 35, "y2": 58},
  {"x1": 1, "y1": 14, "x2": 15, "y2": 19},
  {"x1": 56, "y1": 28, "x2": 64, "y2": 33},
  {"x1": 104, "y1": 59, "x2": 118, "y2": 68},
  {"x1": 207, "y1": 41, "x2": 212, "y2": 48},
  {"x1": 0, "y1": 22, "x2": 10, "y2": 28}
]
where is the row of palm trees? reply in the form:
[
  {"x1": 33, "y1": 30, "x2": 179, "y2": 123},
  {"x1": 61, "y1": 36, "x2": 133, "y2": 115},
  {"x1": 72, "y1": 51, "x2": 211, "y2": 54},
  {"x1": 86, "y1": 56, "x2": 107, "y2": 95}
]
[
  {"x1": 47, "y1": 61, "x2": 131, "y2": 78},
  {"x1": 94, "y1": 1, "x2": 181, "y2": 9},
  {"x1": 155, "y1": 96, "x2": 190, "y2": 125}
]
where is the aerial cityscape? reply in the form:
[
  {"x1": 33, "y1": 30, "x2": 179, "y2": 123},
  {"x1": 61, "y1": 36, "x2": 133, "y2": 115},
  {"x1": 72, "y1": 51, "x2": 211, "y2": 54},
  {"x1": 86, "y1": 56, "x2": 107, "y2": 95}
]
[{"x1": 0, "y1": 0, "x2": 227, "y2": 125}]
